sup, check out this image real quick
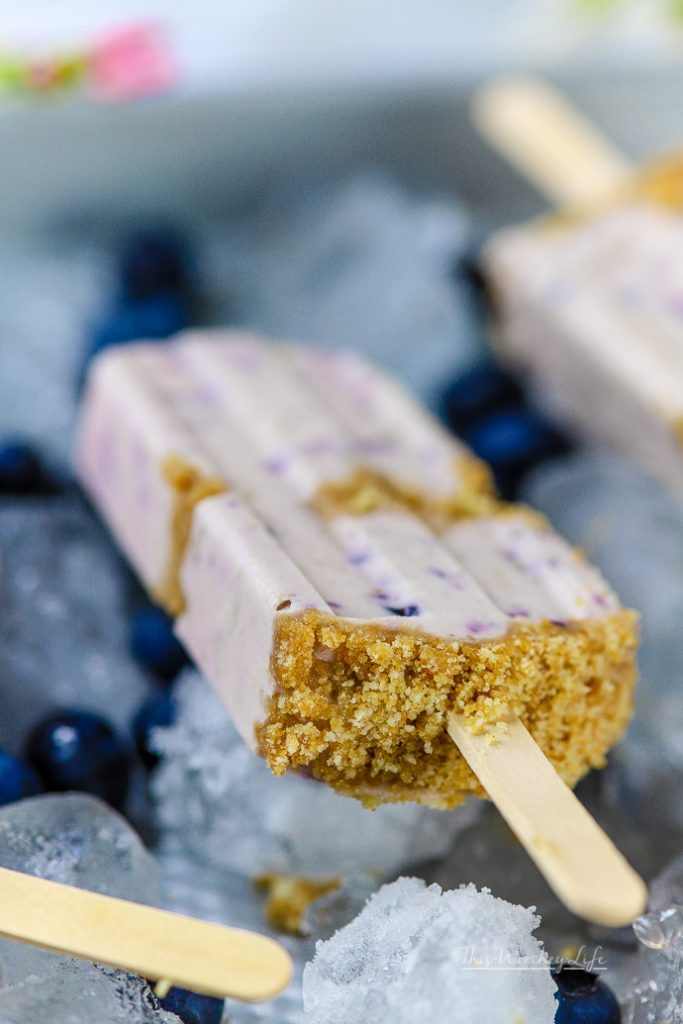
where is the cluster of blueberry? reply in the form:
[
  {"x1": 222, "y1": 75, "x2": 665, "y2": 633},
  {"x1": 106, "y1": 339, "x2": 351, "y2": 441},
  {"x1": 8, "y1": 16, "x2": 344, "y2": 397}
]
[{"x1": 442, "y1": 362, "x2": 572, "y2": 499}]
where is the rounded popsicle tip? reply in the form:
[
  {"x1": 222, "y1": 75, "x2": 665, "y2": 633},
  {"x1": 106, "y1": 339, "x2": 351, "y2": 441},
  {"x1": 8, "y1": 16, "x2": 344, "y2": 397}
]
[
  {"x1": 561, "y1": 869, "x2": 649, "y2": 930},
  {"x1": 524, "y1": 826, "x2": 648, "y2": 929},
  {"x1": 232, "y1": 933, "x2": 294, "y2": 1003},
  {"x1": 143, "y1": 923, "x2": 294, "y2": 1003}
]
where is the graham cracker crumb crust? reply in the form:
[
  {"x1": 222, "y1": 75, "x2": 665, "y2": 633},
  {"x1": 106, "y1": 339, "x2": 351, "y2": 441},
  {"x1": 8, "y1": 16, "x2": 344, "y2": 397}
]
[
  {"x1": 311, "y1": 455, "x2": 496, "y2": 528},
  {"x1": 257, "y1": 610, "x2": 638, "y2": 809},
  {"x1": 154, "y1": 455, "x2": 226, "y2": 616}
]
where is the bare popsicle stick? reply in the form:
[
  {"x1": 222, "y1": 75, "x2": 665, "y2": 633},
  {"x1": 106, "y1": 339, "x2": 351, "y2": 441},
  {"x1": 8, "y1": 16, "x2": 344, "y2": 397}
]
[
  {"x1": 447, "y1": 710, "x2": 647, "y2": 927},
  {"x1": 0, "y1": 866, "x2": 292, "y2": 1002},
  {"x1": 472, "y1": 75, "x2": 634, "y2": 209}
]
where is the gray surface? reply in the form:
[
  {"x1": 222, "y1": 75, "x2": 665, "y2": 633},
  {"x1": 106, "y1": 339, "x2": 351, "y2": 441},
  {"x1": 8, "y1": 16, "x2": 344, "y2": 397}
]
[{"x1": 2, "y1": 68, "x2": 683, "y2": 240}]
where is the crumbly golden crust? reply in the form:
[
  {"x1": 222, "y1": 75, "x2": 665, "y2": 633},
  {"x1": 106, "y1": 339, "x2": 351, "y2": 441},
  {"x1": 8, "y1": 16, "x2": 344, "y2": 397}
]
[
  {"x1": 310, "y1": 455, "x2": 497, "y2": 530},
  {"x1": 256, "y1": 610, "x2": 638, "y2": 809},
  {"x1": 154, "y1": 455, "x2": 226, "y2": 615}
]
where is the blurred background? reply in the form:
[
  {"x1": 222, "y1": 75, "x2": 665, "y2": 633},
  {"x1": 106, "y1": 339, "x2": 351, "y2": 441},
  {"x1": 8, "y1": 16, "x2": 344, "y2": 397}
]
[
  {"x1": 3, "y1": 0, "x2": 683, "y2": 445},
  {"x1": 2, "y1": 0, "x2": 683, "y2": 239}
]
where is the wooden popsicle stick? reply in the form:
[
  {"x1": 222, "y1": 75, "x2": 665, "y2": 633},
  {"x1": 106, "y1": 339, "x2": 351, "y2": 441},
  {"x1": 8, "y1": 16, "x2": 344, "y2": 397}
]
[
  {"x1": 0, "y1": 866, "x2": 292, "y2": 1003},
  {"x1": 447, "y1": 710, "x2": 647, "y2": 927},
  {"x1": 471, "y1": 75, "x2": 634, "y2": 209}
]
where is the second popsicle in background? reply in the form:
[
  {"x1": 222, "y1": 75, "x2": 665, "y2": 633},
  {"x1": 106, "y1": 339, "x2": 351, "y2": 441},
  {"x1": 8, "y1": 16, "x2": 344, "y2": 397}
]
[{"x1": 478, "y1": 77, "x2": 683, "y2": 499}]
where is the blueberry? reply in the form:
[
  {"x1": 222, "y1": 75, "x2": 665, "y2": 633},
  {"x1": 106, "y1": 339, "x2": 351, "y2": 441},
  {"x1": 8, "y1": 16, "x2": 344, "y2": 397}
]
[
  {"x1": 0, "y1": 750, "x2": 43, "y2": 805},
  {"x1": 157, "y1": 986, "x2": 224, "y2": 1024},
  {"x1": 24, "y1": 711, "x2": 131, "y2": 810},
  {"x1": 384, "y1": 605, "x2": 420, "y2": 617},
  {"x1": 119, "y1": 229, "x2": 190, "y2": 300},
  {"x1": 0, "y1": 440, "x2": 46, "y2": 494},
  {"x1": 130, "y1": 604, "x2": 189, "y2": 681},
  {"x1": 553, "y1": 964, "x2": 621, "y2": 1023},
  {"x1": 461, "y1": 407, "x2": 571, "y2": 499},
  {"x1": 134, "y1": 293, "x2": 187, "y2": 339},
  {"x1": 132, "y1": 692, "x2": 176, "y2": 770},
  {"x1": 441, "y1": 364, "x2": 524, "y2": 433}
]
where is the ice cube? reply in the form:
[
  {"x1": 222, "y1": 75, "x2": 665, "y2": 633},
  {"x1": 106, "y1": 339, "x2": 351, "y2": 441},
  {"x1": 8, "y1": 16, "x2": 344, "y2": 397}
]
[
  {"x1": 616, "y1": 854, "x2": 683, "y2": 1023},
  {"x1": 0, "y1": 962, "x2": 180, "y2": 1024},
  {"x1": 0, "y1": 793, "x2": 178, "y2": 1022},
  {"x1": 301, "y1": 877, "x2": 556, "y2": 1024},
  {"x1": 0, "y1": 496, "x2": 152, "y2": 752},
  {"x1": 205, "y1": 174, "x2": 482, "y2": 406},
  {"x1": 152, "y1": 671, "x2": 477, "y2": 878},
  {"x1": 0, "y1": 792, "x2": 158, "y2": 905}
]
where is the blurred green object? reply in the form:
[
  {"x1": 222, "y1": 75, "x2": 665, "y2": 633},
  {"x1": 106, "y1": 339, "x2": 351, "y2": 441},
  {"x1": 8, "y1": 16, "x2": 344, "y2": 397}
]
[
  {"x1": 0, "y1": 57, "x2": 24, "y2": 91},
  {"x1": 575, "y1": 0, "x2": 683, "y2": 21},
  {"x1": 0, "y1": 50, "x2": 87, "y2": 95},
  {"x1": 574, "y1": 0, "x2": 621, "y2": 15}
]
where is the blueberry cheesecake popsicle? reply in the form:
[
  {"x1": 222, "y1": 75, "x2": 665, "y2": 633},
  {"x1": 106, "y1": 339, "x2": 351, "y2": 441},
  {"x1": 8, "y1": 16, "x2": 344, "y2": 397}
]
[
  {"x1": 477, "y1": 77, "x2": 683, "y2": 496},
  {"x1": 76, "y1": 332, "x2": 637, "y2": 811}
]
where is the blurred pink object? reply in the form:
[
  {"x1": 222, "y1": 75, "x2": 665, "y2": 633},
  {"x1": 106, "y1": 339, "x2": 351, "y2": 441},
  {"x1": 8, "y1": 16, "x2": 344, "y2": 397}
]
[{"x1": 90, "y1": 22, "x2": 177, "y2": 101}]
